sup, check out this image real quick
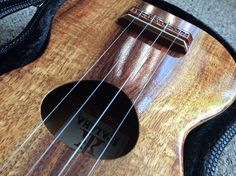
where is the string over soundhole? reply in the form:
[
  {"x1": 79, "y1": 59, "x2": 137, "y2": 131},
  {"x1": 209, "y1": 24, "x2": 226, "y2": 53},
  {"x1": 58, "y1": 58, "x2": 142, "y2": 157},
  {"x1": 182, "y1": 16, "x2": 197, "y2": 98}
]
[{"x1": 41, "y1": 81, "x2": 139, "y2": 160}]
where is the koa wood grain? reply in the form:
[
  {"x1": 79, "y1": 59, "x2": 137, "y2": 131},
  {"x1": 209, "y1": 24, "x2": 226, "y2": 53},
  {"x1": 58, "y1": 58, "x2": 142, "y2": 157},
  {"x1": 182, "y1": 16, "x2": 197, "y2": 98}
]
[{"x1": 0, "y1": 0, "x2": 235, "y2": 175}]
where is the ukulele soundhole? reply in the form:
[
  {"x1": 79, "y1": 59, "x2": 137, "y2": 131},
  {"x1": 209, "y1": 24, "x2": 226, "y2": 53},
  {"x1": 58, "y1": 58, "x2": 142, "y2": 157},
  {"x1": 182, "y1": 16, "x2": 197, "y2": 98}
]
[{"x1": 41, "y1": 80, "x2": 139, "y2": 159}]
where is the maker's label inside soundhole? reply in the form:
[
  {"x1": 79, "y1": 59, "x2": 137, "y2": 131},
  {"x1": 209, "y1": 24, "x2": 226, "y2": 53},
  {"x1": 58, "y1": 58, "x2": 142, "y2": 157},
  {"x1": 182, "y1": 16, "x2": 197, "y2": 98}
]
[
  {"x1": 60, "y1": 111, "x2": 129, "y2": 158},
  {"x1": 41, "y1": 81, "x2": 139, "y2": 160}
]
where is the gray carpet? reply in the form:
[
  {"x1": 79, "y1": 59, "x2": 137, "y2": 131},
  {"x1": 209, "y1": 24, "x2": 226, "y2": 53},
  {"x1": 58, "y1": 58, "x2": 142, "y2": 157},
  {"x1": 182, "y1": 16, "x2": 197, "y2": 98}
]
[
  {"x1": 0, "y1": 0, "x2": 235, "y2": 175},
  {"x1": 0, "y1": 6, "x2": 37, "y2": 46}
]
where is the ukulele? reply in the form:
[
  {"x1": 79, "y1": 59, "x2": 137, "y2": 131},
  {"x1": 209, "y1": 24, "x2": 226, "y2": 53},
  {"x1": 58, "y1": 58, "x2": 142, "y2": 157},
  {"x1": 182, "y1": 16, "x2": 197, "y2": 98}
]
[{"x1": 0, "y1": 0, "x2": 235, "y2": 175}]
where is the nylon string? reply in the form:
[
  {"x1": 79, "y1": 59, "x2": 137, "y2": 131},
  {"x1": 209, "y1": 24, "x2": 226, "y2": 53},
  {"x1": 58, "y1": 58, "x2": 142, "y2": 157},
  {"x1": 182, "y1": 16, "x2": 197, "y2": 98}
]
[
  {"x1": 0, "y1": 13, "x2": 139, "y2": 172},
  {"x1": 87, "y1": 31, "x2": 180, "y2": 176},
  {"x1": 57, "y1": 22, "x2": 171, "y2": 176},
  {"x1": 26, "y1": 14, "x2": 153, "y2": 175}
]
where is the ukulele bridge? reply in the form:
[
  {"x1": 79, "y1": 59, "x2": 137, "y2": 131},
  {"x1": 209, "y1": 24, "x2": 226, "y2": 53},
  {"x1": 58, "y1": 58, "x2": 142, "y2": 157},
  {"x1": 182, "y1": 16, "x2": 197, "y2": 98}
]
[{"x1": 120, "y1": 7, "x2": 193, "y2": 52}]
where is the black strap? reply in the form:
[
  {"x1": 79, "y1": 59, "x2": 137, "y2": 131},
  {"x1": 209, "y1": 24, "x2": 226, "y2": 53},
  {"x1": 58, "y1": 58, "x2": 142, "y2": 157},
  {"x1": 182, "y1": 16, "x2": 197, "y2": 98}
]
[{"x1": 0, "y1": 0, "x2": 65, "y2": 75}]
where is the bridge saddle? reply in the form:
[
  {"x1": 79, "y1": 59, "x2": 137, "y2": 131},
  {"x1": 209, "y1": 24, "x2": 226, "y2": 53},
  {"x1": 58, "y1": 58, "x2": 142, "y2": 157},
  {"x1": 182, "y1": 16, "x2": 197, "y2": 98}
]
[{"x1": 120, "y1": 7, "x2": 193, "y2": 53}]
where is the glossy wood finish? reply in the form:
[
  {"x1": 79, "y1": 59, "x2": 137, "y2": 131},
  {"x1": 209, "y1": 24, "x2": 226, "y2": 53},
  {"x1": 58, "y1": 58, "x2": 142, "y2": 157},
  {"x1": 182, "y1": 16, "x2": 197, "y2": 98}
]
[{"x1": 0, "y1": 0, "x2": 236, "y2": 175}]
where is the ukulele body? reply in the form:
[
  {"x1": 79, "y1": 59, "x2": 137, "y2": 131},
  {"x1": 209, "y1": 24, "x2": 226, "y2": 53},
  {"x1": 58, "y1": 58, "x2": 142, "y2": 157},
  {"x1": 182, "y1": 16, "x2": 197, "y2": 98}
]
[{"x1": 0, "y1": 0, "x2": 236, "y2": 175}]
